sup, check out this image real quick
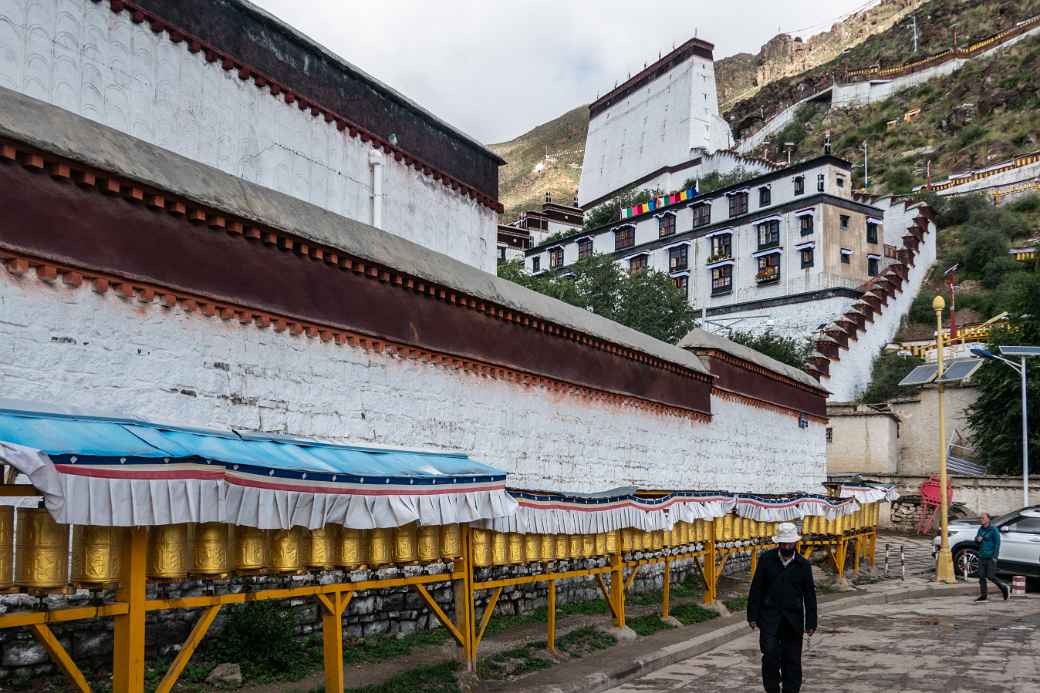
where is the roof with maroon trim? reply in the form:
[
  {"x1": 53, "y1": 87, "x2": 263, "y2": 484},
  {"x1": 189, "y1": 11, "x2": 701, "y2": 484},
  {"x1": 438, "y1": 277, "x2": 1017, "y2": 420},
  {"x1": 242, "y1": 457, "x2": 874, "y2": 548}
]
[{"x1": 108, "y1": 0, "x2": 503, "y2": 206}]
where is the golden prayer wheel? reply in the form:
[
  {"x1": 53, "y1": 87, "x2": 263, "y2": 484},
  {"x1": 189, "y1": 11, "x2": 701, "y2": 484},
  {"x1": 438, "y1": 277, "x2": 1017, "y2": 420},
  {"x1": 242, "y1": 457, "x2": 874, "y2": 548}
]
[
  {"x1": 650, "y1": 530, "x2": 663, "y2": 551},
  {"x1": 16, "y1": 509, "x2": 70, "y2": 591},
  {"x1": 0, "y1": 506, "x2": 14, "y2": 589},
  {"x1": 636, "y1": 530, "x2": 650, "y2": 550},
  {"x1": 71, "y1": 525, "x2": 123, "y2": 587},
  {"x1": 594, "y1": 532, "x2": 607, "y2": 556},
  {"x1": 306, "y1": 526, "x2": 339, "y2": 569},
  {"x1": 581, "y1": 533, "x2": 595, "y2": 557},
  {"x1": 190, "y1": 523, "x2": 229, "y2": 577},
  {"x1": 368, "y1": 528, "x2": 393, "y2": 567},
  {"x1": 338, "y1": 528, "x2": 367, "y2": 569},
  {"x1": 679, "y1": 522, "x2": 691, "y2": 544},
  {"x1": 663, "y1": 528, "x2": 674, "y2": 547},
  {"x1": 439, "y1": 524, "x2": 462, "y2": 561},
  {"x1": 524, "y1": 533, "x2": 541, "y2": 562},
  {"x1": 393, "y1": 523, "x2": 418, "y2": 565},
  {"x1": 691, "y1": 520, "x2": 702, "y2": 543},
  {"x1": 539, "y1": 534, "x2": 554, "y2": 561},
  {"x1": 417, "y1": 525, "x2": 440, "y2": 563},
  {"x1": 232, "y1": 526, "x2": 270, "y2": 574},
  {"x1": 507, "y1": 534, "x2": 524, "y2": 564},
  {"x1": 491, "y1": 532, "x2": 508, "y2": 566},
  {"x1": 147, "y1": 523, "x2": 190, "y2": 580},
  {"x1": 555, "y1": 534, "x2": 570, "y2": 559},
  {"x1": 606, "y1": 530, "x2": 618, "y2": 554},
  {"x1": 713, "y1": 517, "x2": 724, "y2": 542},
  {"x1": 270, "y1": 527, "x2": 304, "y2": 574},
  {"x1": 471, "y1": 529, "x2": 492, "y2": 567},
  {"x1": 568, "y1": 534, "x2": 581, "y2": 558},
  {"x1": 620, "y1": 528, "x2": 636, "y2": 552}
]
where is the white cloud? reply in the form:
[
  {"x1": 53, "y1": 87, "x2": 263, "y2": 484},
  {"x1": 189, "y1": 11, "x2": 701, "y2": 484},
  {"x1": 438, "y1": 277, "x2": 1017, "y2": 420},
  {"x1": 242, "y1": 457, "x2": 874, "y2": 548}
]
[{"x1": 251, "y1": 0, "x2": 881, "y2": 145}]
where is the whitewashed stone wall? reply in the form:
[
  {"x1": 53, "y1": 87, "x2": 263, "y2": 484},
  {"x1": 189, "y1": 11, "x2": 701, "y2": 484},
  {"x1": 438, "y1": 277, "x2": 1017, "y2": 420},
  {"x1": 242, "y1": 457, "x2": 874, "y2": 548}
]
[
  {"x1": 702, "y1": 295, "x2": 858, "y2": 343},
  {"x1": 821, "y1": 207, "x2": 937, "y2": 401},
  {"x1": 0, "y1": 0, "x2": 497, "y2": 272},
  {"x1": 0, "y1": 267, "x2": 826, "y2": 494},
  {"x1": 579, "y1": 53, "x2": 733, "y2": 207}
]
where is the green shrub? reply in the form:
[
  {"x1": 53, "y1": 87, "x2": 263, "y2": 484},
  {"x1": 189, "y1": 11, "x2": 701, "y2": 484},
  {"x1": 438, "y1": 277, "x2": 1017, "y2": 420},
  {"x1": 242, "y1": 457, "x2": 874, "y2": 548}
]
[
  {"x1": 859, "y1": 351, "x2": 925, "y2": 403},
  {"x1": 962, "y1": 228, "x2": 1009, "y2": 276},
  {"x1": 351, "y1": 661, "x2": 461, "y2": 693},
  {"x1": 885, "y1": 167, "x2": 914, "y2": 194},
  {"x1": 627, "y1": 614, "x2": 676, "y2": 636},
  {"x1": 981, "y1": 256, "x2": 1022, "y2": 289},
  {"x1": 203, "y1": 602, "x2": 321, "y2": 682},
  {"x1": 1009, "y1": 193, "x2": 1040, "y2": 214},
  {"x1": 672, "y1": 603, "x2": 719, "y2": 626},
  {"x1": 958, "y1": 124, "x2": 986, "y2": 148}
]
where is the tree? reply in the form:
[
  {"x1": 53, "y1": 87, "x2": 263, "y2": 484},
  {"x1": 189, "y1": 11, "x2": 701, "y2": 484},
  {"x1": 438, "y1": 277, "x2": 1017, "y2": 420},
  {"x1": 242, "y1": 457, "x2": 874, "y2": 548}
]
[
  {"x1": 727, "y1": 330, "x2": 812, "y2": 369},
  {"x1": 859, "y1": 351, "x2": 924, "y2": 403},
  {"x1": 967, "y1": 272, "x2": 1040, "y2": 474},
  {"x1": 496, "y1": 254, "x2": 696, "y2": 344},
  {"x1": 583, "y1": 187, "x2": 661, "y2": 230}
]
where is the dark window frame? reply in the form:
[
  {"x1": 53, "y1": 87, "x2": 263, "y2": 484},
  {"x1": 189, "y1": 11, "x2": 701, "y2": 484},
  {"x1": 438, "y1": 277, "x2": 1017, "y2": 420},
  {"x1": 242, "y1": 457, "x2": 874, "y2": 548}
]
[
  {"x1": 709, "y1": 233, "x2": 732, "y2": 262},
  {"x1": 673, "y1": 274, "x2": 689, "y2": 296},
  {"x1": 711, "y1": 264, "x2": 733, "y2": 295},
  {"x1": 615, "y1": 226, "x2": 635, "y2": 251},
  {"x1": 728, "y1": 192, "x2": 749, "y2": 218},
  {"x1": 658, "y1": 213, "x2": 677, "y2": 238},
  {"x1": 669, "y1": 244, "x2": 689, "y2": 272},
  {"x1": 532, "y1": 256, "x2": 541, "y2": 272},
  {"x1": 840, "y1": 214, "x2": 850, "y2": 230},
  {"x1": 867, "y1": 256, "x2": 880, "y2": 276},
  {"x1": 867, "y1": 221, "x2": 879, "y2": 244},
  {"x1": 692, "y1": 203, "x2": 711, "y2": 228},
  {"x1": 817, "y1": 173, "x2": 825, "y2": 193},
  {"x1": 756, "y1": 253, "x2": 781, "y2": 284},
  {"x1": 794, "y1": 176, "x2": 805, "y2": 196},
  {"x1": 840, "y1": 251, "x2": 851, "y2": 265},
  {"x1": 759, "y1": 186, "x2": 771, "y2": 207},
  {"x1": 629, "y1": 254, "x2": 648, "y2": 274},
  {"x1": 757, "y1": 220, "x2": 780, "y2": 250},
  {"x1": 577, "y1": 237, "x2": 593, "y2": 259},
  {"x1": 800, "y1": 247, "x2": 814, "y2": 269},
  {"x1": 548, "y1": 247, "x2": 564, "y2": 269},
  {"x1": 800, "y1": 215, "x2": 814, "y2": 236}
]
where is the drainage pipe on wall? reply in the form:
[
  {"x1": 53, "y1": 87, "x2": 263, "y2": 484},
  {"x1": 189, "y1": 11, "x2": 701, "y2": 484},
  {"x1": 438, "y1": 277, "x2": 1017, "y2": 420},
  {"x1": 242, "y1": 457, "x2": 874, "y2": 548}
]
[{"x1": 369, "y1": 149, "x2": 385, "y2": 228}]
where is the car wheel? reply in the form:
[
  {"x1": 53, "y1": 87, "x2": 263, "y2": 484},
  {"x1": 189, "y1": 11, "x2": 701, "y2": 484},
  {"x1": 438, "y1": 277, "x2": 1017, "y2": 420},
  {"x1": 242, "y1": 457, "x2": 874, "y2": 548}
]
[{"x1": 953, "y1": 546, "x2": 980, "y2": 578}]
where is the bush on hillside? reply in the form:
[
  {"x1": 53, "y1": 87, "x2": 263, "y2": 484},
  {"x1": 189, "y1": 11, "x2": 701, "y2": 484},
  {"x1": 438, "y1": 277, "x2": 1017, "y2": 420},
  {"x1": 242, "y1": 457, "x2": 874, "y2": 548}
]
[
  {"x1": 727, "y1": 330, "x2": 812, "y2": 369},
  {"x1": 981, "y1": 256, "x2": 1022, "y2": 289},
  {"x1": 860, "y1": 351, "x2": 925, "y2": 404},
  {"x1": 960, "y1": 228, "x2": 1009, "y2": 276},
  {"x1": 1009, "y1": 193, "x2": 1040, "y2": 214},
  {"x1": 885, "y1": 167, "x2": 914, "y2": 194}
]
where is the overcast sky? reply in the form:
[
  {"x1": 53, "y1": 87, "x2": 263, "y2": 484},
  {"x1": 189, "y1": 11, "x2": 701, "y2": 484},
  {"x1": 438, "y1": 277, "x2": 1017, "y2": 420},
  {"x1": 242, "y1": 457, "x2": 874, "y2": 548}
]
[{"x1": 252, "y1": 0, "x2": 879, "y2": 145}]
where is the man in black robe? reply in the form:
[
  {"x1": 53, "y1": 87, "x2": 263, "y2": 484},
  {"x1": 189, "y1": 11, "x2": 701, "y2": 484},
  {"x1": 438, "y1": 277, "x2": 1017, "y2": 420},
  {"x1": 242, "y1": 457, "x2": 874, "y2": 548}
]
[{"x1": 748, "y1": 521, "x2": 818, "y2": 693}]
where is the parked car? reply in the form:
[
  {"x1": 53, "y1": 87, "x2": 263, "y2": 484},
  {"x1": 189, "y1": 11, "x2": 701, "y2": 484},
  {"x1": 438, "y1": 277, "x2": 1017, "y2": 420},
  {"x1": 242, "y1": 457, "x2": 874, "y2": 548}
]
[{"x1": 933, "y1": 506, "x2": 1040, "y2": 578}]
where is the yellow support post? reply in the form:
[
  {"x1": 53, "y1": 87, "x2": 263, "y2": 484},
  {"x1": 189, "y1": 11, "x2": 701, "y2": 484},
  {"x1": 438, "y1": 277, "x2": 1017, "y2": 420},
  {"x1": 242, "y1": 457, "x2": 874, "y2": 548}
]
[
  {"x1": 547, "y1": 579, "x2": 557, "y2": 652},
  {"x1": 456, "y1": 523, "x2": 475, "y2": 669},
  {"x1": 750, "y1": 547, "x2": 759, "y2": 578},
  {"x1": 317, "y1": 590, "x2": 351, "y2": 693},
  {"x1": 30, "y1": 624, "x2": 91, "y2": 693},
  {"x1": 474, "y1": 586, "x2": 503, "y2": 651},
  {"x1": 415, "y1": 584, "x2": 465, "y2": 646},
  {"x1": 113, "y1": 526, "x2": 148, "y2": 693},
  {"x1": 155, "y1": 605, "x2": 223, "y2": 693},
  {"x1": 662, "y1": 558, "x2": 671, "y2": 621},
  {"x1": 611, "y1": 548, "x2": 626, "y2": 628}
]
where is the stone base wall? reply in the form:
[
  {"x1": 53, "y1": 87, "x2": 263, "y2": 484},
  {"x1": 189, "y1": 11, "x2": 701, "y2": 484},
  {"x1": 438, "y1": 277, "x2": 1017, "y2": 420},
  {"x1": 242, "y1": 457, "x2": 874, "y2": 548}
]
[{"x1": 0, "y1": 550, "x2": 755, "y2": 682}]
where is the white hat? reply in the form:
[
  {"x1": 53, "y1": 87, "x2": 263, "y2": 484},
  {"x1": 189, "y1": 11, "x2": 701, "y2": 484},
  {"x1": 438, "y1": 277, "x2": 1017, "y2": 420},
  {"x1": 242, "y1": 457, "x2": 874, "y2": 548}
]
[{"x1": 772, "y1": 522, "x2": 801, "y2": 544}]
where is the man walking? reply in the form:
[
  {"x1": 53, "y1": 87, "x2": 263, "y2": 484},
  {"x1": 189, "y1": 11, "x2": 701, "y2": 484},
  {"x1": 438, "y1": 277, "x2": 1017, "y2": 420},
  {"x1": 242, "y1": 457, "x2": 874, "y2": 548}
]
[
  {"x1": 974, "y1": 512, "x2": 1009, "y2": 602},
  {"x1": 748, "y1": 522, "x2": 817, "y2": 693}
]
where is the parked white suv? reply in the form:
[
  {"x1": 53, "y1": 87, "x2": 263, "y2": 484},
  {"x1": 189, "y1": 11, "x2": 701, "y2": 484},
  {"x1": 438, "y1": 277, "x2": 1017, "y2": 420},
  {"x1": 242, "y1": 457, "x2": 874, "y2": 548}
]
[{"x1": 934, "y1": 506, "x2": 1040, "y2": 577}]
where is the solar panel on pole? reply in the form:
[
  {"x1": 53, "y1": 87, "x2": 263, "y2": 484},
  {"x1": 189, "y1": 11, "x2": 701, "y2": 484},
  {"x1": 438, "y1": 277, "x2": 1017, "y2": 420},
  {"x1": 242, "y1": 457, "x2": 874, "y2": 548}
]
[
  {"x1": 935, "y1": 359, "x2": 983, "y2": 384},
  {"x1": 998, "y1": 346, "x2": 1040, "y2": 357},
  {"x1": 898, "y1": 364, "x2": 939, "y2": 387}
]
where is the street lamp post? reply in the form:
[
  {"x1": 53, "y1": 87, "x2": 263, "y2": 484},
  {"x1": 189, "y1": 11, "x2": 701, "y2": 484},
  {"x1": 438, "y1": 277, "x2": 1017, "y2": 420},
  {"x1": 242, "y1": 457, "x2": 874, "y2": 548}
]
[
  {"x1": 934, "y1": 296, "x2": 955, "y2": 583},
  {"x1": 971, "y1": 345, "x2": 1038, "y2": 508}
]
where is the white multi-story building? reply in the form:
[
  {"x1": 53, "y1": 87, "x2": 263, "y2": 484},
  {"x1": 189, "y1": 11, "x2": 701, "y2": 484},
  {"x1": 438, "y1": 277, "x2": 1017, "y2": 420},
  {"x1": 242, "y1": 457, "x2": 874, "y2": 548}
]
[
  {"x1": 528, "y1": 156, "x2": 902, "y2": 339},
  {"x1": 497, "y1": 195, "x2": 583, "y2": 263},
  {"x1": 578, "y1": 37, "x2": 741, "y2": 210}
]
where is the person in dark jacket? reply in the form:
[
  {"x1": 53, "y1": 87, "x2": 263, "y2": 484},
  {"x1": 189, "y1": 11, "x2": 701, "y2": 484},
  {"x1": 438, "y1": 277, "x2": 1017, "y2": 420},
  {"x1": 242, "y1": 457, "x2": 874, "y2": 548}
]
[
  {"x1": 974, "y1": 512, "x2": 1009, "y2": 601},
  {"x1": 748, "y1": 522, "x2": 817, "y2": 693}
]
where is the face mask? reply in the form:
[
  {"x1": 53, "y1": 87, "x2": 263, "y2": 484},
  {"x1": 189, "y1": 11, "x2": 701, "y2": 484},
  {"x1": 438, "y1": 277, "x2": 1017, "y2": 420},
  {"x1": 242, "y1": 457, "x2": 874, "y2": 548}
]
[{"x1": 780, "y1": 547, "x2": 795, "y2": 559}]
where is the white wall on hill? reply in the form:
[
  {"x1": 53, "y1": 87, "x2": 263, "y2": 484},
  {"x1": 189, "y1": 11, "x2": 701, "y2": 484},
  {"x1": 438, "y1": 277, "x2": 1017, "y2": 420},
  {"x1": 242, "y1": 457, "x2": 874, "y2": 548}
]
[
  {"x1": 0, "y1": 267, "x2": 826, "y2": 495},
  {"x1": 0, "y1": 0, "x2": 497, "y2": 272},
  {"x1": 579, "y1": 53, "x2": 733, "y2": 207}
]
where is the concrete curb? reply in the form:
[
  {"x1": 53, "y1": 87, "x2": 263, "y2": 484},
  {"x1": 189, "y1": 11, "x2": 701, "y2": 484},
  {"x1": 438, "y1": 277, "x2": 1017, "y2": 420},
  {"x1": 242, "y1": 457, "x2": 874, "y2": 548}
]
[{"x1": 527, "y1": 582, "x2": 976, "y2": 693}]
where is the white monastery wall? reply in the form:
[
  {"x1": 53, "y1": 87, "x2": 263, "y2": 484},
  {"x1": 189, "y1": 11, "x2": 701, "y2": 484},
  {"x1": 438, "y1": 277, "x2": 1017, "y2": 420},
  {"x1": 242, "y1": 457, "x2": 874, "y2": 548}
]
[
  {"x1": 703, "y1": 295, "x2": 857, "y2": 342},
  {"x1": 579, "y1": 54, "x2": 733, "y2": 206},
  {"x1": 0, "y1": 0, "x2": 497, "y2": 272},
  {"x1": 0, "y1": 267, "x2": 826, "y2": 495},
  {"x1": 826, "y1": 413, "x2": 899, "y2": 476},
  {"x1": 821, "y1": 210, "x2": 937, "y2": 401}
]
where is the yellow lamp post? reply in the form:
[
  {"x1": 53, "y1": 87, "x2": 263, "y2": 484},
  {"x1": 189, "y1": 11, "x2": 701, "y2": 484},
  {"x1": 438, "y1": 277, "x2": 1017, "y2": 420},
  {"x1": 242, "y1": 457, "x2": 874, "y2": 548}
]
[{"x1": 934, "y1": 295, "x2": 955, "y2": 583}]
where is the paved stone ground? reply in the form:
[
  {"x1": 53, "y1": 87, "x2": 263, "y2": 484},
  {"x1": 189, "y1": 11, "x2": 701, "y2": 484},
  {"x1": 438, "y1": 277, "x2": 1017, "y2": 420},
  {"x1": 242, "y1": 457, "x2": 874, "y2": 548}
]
[{"x1": 605, "y1": 594, "x2": 1040, "y2": 692}]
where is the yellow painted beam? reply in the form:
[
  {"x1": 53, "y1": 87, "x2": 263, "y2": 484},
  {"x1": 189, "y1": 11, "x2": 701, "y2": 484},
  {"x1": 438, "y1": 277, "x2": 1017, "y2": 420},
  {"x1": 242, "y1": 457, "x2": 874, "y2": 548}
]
[
  {"x1": 30, "y1": 623, "x2": 91, "y2": 693},
  {"x1": 624, "y1": 566, "x2": 639, "y2": 593},
  {"x1": 415, "y1": 584, "x2": 465, "y2": 647},
  {"x1": 0, "y1": 485, "x2": 43, "y2": 497},
  {"x1": 457, "y1": 523, "x2": 475, "y2": 668},
  {"x1": 319, "y1": 590, "x2": 352, "y2": 693},
  {"x1": 472, "y1": 565, "x2": 612, "y2": 591},
  {"x1": 610, "y1": 550, "x2": 625, "y2": 629},
  {"x1": 113, "y1": 526, "x2": 148, "y2": 693},
  {"x1": 0, "y1": 603, "x2": 128, "y2": 629},
  {"x1": 662, "y1": 559, "x2": 671, "y2": 620},
  {"x1": 155, "y1": 605, "x2": 222, "y2": 693},
  {"x1": 474, "y1": 586, "x2": 503, "y2": 650}
]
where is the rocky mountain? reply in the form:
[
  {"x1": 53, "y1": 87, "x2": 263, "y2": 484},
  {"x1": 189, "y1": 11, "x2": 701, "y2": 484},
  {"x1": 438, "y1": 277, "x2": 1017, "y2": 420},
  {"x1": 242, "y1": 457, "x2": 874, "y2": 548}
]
[{"x1": 714, "y1": 0, "x2": 925, "y2": 111}]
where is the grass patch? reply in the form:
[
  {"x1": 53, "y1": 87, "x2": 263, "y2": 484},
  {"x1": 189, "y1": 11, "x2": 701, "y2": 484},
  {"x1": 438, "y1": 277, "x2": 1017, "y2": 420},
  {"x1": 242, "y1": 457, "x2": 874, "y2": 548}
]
[
  {"x1": 672, "y1": 603, "x2": 720, "y2": 626},
  {"x1": 723, "y1": 595, "x2": 749, "y2": 612},
  {"x1": 627, "y1": 590, "x2": 664, "y2": 606},
  {"x1": 347, "y1": 661, "x2": 460, "y2": 693},
  {"x1": 482, "y1": 597, "x2": 610, "y2": 638},
  {"x1": 346, "y1": 629, "x2": 451, "y2": 665},
  {"x1": 559, "y1": 597, "x2": 611, "y2": 617},
  {"x1": 627, "y1": 614, "x2": 676, "y2": 637},
  {"x1": 477, "y1": 642, "x2": 553, "y2": 680},
  {"x1": 141, "y1": 658, "x2": 214, "y2": 692},
  {"x1": 556, "y1": 626, "x2": 617, "y2": 657}
]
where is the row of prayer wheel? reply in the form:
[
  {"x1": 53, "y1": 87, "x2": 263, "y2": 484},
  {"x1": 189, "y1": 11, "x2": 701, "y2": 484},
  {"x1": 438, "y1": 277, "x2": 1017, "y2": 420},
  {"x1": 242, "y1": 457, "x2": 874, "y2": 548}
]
[
  {"x1": 801, "y1": 503, "x2": 878, "y2": 536},
  {"x1": 0, "y1": 508, "x2": 464, "y2": 591}
]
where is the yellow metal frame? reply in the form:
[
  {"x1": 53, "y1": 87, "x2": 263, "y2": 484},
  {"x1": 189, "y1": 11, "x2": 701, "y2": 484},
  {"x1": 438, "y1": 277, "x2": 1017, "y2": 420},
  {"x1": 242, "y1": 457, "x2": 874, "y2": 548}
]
[{"x1": 0, "y1": 518, "x2": 881, "y2": 691}]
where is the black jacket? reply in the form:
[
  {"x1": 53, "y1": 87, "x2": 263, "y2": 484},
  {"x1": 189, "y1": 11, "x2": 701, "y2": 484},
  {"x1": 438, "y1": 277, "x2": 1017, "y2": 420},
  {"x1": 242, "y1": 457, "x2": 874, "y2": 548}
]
[{"x1": 747, "y1": 548, "x2": 818, "y2": 633}]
